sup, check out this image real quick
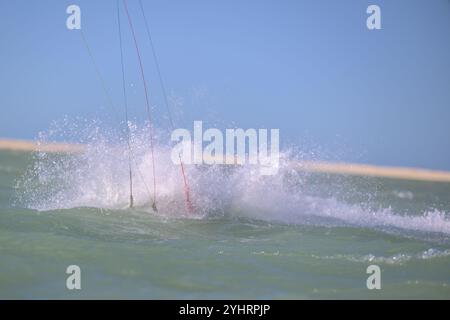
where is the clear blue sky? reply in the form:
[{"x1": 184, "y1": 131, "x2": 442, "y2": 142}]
[{"x1": 0, "y1": 0, "x2": 449, "y2": 170}]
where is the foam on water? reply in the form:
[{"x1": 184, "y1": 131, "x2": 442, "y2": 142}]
[
  {"x1": 15, "y1": 121, "x2": 450, "y2": 237},
  {"x1": 253, "y1": 248, "x2": 450, "y2": 264}
]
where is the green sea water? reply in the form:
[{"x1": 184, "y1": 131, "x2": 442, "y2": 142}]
[{"x1": 1, "y1": 149, "x2": 450, "y2": 299}]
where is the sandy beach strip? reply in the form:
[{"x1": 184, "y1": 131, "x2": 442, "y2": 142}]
[
  {"x1": 0, "y1": 138, "x2": 85, "y2": 154},
  {"x1": 1, "y1": 138, "x2": 450, "y2": 182},
  {"x1": 294, "y1": 161, "x2": 450, "y2": 183}
]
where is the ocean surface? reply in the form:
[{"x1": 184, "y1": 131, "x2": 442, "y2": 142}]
[{"x1": 1, "y1": 148, "x2": 450, "y2": 299}]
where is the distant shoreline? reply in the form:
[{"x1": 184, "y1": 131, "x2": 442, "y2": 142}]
[
  {"x1": 1, "y1": 138, "x2": 450, "y2": 183},
  {"x1": 292, "y1": 161, "x2": 450, "y2": 183},
  {"x1": 0, "y1": 138, "x2": 85, "y2": 154}
]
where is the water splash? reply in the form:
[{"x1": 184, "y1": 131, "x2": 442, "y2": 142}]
[{"x1": 15, "y1": 119, "x2": 450, "y2": 237}]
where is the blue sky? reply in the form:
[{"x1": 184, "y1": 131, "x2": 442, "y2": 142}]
[{"x1": 0, "y1": 0, "x2": 449, "y2": 170}]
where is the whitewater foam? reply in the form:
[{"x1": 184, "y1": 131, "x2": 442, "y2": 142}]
[
  {"x1": 314, "y1": 248, "x2": 450, "y2": 265},
  {"x1": 15, "y1": 121, "x2": 450, "y2": 237}
]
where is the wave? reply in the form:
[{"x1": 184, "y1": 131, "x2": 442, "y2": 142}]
[{"x1": 15, "y1": 121, "x2": 450, "y2": 237}]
